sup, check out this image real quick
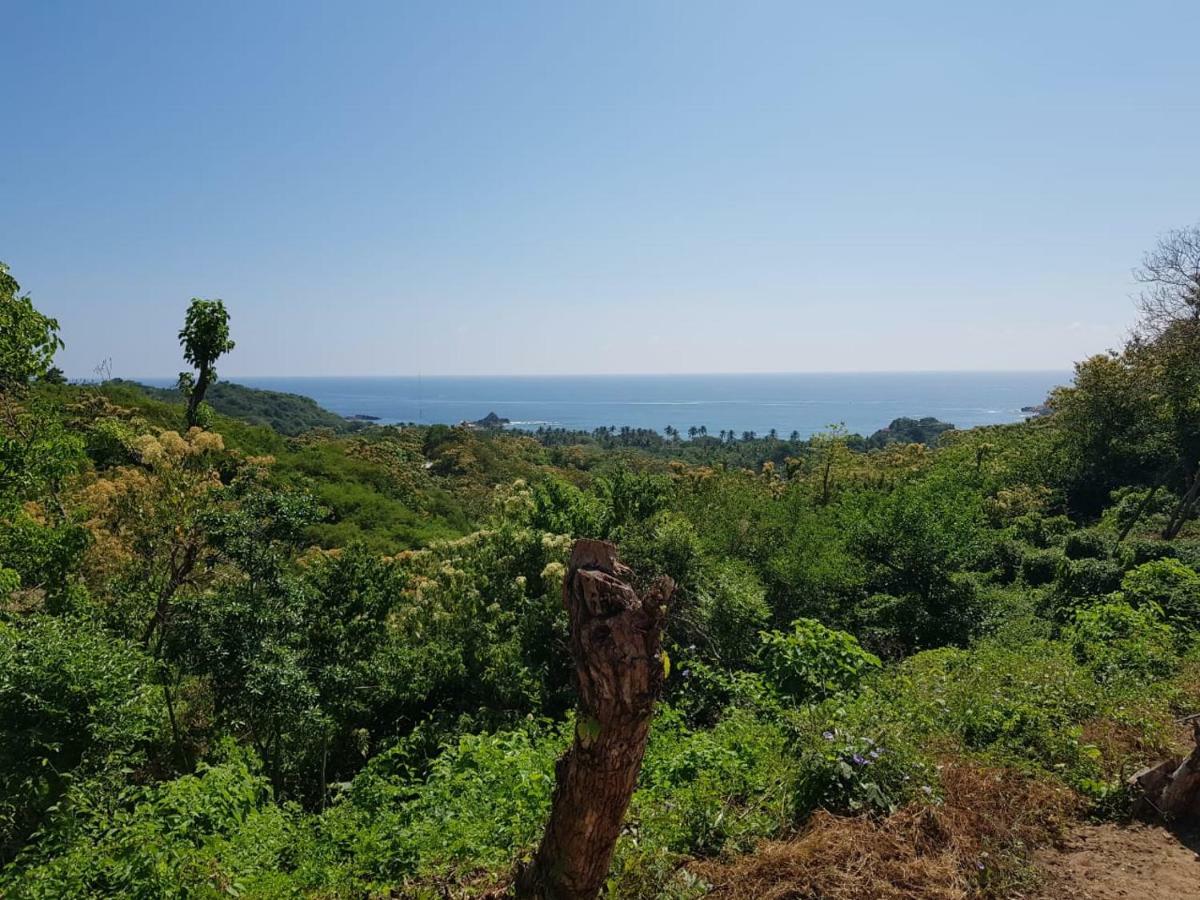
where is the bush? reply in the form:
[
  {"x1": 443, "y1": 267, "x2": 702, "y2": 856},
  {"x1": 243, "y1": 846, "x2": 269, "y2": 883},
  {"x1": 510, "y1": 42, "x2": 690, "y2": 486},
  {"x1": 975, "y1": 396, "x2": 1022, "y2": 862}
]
[
  {"x1": 1012, "y1": 513, "x2": 1072, "y2": 548},
  {"x1": 1063, "y1": 529, "x2": 1111, "y2": 561},
  {"x1": 852, "y1": 576, "x2": 984, "y2": 656},
  {"x1": 758, "y1": 619, "x2": 881, "y2": 703},
  {"x1": 1120, "y1": 539, "x2": 1179, "y2": 568},
  {"x1": 1049, "y1": 557, "x2": 1123, "y2": 621},
  {"x1": 791, "y1": 713, "x2": 936, "y2": 818},
  {"x1": 1104, "y1": 486, "x2": 1173, "y2": 537},
  {"x1": 634, "y1": 707, "x2": 798, "y2": 857},
  {"x1": 692, "y1": 561, "x2": 771, "y2": 667},
  {"x1": 0, "y1": 743, "x2": 301, "y2": 898},
  {"x1": 980, "y1": 536, "x2": 1023, "y2": 584},
  {"x1": 624, "y1": 512, "x2": 704, "y2": 591},
  {"x1": 1119, "y1": 559, "x2": 1200, "y2": 637},
  {"x1": 666, "y1": 659, "x2": 777, "y2": 728},
  {"x1": 525, "y1": 476, "x2": 606, "y2": 538},
  {"x1": 82, "y1": 415, "x2": 140, "y2": 467},
  {"x1": 1067, "y1": 601, "x2": 1178, "y2": 684},
  {"x1": 311, "y1": 720, "x2": 565, "y2": 889},
  {"x1": 887, "y1": 643, "x2": 1106, "y2": 790},
  {"x1": 1020, "y1": 548, "x2": 1061, "y2": 586},
  {"x1": 0, "y1": 616, "x2": 158, "y2": 862}
]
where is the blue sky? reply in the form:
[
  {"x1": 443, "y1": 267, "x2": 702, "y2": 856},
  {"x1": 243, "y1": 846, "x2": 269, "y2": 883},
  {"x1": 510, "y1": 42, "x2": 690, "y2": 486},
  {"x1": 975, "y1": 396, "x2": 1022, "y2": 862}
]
[{"x1": 4, "y1": 1, "x2": 1199, "y2": 377}]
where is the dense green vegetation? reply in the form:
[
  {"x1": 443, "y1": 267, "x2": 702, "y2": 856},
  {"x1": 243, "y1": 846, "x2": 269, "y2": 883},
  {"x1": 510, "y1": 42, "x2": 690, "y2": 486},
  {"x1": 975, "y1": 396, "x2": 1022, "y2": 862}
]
[
  {"x1": 865, "y1": 415, "x2": 955, "y2": 449},
  {"x1": 2, "y1": 228, "x2": 1200, "y2": 898},
  {"x1": 109, "y1": 379, "x2": 354, "y2": 436}
]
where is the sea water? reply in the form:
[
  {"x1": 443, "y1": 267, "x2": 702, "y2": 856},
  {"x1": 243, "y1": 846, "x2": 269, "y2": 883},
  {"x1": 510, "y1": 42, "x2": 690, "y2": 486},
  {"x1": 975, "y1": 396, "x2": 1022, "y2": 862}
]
[{"x1": 149, "y1": 372, "x2": 1068, "y2": 439}]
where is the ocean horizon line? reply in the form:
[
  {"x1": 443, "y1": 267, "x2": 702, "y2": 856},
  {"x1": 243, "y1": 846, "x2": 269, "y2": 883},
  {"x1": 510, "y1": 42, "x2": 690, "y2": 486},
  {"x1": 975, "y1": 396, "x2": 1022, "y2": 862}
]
[{"x1": 115, "y1": 368, "x2": 1073, "y2": 382}]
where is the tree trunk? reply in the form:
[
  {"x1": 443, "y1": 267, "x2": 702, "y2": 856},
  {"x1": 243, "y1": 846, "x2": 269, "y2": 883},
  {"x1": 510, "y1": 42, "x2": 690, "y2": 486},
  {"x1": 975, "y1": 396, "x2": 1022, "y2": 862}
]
[
  {"x1": 1117, "y1": 483, "x2": 1160, "y2": 543},
  {"x1": 1131, "y1": 720, "x2": 1200, "y2": 820},
  {"x1": 1163, "y1": 463, "x2": 1200, "y2": 540},
  {"x1": 516, "y1": 539, "x2": 674, "y2": 900},
  {"x1": 186, "y1": 364, "x2": 212, "y2": 428}
]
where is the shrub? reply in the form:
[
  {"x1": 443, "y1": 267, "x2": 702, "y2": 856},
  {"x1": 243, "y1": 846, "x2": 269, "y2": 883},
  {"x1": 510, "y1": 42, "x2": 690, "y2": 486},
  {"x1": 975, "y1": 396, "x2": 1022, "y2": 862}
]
[
  {"x1": 758, "y1": 619, "x2": 881, "y2": 703},
  {"x1": 82, "y1": 415, "x2": 140, "y2": 467},
  {"x1": 0, "y1": 743, "x2": 301, "y2": 898},
  {"x1": 0, "y1": 616, "x2": 158, "y2": 861},
  {"x1": 980, "y1": 536, "x2": 1023, "y2": 584},
  {"x1": 1048, "y1": 557, "x2": 1123, "y2": 622},
  {"x1": 887, "y1": 643, "x2": 1106, "y2": 790},
  {"x1": 1012, "y1": 514, "x2": 1072, "y2": 548},
  {"x1": 525, "y1": 476, "x2": 606, "y2": 538},
  {"x1": 634, "y1": 707, "x2": 798, "y2": 857},
  {"x1": 852, "y1": 576, "x2": 984, "y2": 656},
  {"x1": 312, "y1": 720, "x2": 565, "y2": 888},
  {"x1": 692, "y1": 561, "x2": 771, "y2": 667},
  {"x1": 1119, "y1": 559, "x2": 1200, "y2": 636},
  {"x1": 1067, "y1": 601, "x2": 1178, "y2": 684},
  {"x1": 1020, "y1": 548, "x2": 1061, "y2": 586},
  {"x1": 1120, "y1": 539, "x2": 1179, "y2": 568},
  {"x1": 637, "y1": 512, "x2": 705, "y2": 590},
  {"x1": 791, "y1": 717, "x2": 935, "y2": 818},
  {"x1": 666, "y1": 659, "x2": 777, "y2": 728},
  {"x1": 1104, "y1": 486, "x2": 1173, "y2": 537},
  {"x1": 1063, "y1": 529, "x2": 1111, "y2": 561}
]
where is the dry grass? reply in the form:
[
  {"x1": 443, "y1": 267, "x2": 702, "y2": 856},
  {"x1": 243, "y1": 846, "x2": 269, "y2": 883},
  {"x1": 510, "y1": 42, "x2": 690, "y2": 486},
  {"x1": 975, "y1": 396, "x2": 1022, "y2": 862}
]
[
  {"x1": 1080, "y1": 717, "x2": 1165, "y2": 779},
  {"x1": 690, "y1": 762, "x2": 1079, "y2": 899}
]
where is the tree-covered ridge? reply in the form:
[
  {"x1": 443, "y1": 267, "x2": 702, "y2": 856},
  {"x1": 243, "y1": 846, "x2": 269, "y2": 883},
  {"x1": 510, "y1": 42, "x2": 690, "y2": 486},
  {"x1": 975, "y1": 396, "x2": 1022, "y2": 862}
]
[
  {"x1": 109, "y1": 378, "x2": 354, "y2": 436},
  {"x1": 866, "y1": 415, "x2": 956, "y2": 449},
  {"x1": 1, "y1": 227, "x2": 1200, "y2": 897}
]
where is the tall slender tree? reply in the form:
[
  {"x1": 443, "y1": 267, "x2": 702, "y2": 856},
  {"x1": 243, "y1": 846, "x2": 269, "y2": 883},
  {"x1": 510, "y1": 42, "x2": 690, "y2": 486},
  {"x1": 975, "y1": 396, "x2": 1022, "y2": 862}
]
[{"x1": 178, "y1": 298, "x2": 235, "y2": 428}]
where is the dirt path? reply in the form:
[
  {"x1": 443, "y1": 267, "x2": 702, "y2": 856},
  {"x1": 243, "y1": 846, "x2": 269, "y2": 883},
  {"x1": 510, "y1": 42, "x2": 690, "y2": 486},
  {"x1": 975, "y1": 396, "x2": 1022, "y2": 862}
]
[{"x1": 1030, "y1": 822, "x2": 1200, "y2": 899}]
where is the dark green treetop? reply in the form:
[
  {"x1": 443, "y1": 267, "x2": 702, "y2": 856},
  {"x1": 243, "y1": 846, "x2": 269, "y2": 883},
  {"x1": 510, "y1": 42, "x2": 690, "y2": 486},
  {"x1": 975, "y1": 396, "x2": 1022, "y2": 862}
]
[
  {"x1": 0, "y1": 263, "x2": 63, "y2": 391},
  {"x1": 178, "y1": 298, "x2": 235, "y2": 427}
]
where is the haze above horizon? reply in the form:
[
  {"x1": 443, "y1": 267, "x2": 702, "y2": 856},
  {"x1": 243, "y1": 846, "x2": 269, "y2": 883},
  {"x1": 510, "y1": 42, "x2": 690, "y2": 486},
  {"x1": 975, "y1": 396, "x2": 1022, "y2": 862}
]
[{"x1": 4, "y1": 1, "x2": 1199, "y2": 378}]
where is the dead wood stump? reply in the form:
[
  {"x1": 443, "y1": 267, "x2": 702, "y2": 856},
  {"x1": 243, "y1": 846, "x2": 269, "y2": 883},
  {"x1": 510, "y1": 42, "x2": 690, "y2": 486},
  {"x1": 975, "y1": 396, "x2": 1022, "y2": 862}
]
[
  {"x1": 516, "y1": 539, "x2": 674, "y2": 900},
  {"x1": 1131, "y1": 720, "x2": 1200, "y2": 821}
]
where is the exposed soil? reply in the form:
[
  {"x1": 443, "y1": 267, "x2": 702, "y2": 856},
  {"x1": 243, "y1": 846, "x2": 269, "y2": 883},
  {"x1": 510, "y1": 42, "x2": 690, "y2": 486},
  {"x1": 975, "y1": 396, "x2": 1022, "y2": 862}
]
[{"x1": 1028, "y1": 822, "x2": 1200, "y2": 900}]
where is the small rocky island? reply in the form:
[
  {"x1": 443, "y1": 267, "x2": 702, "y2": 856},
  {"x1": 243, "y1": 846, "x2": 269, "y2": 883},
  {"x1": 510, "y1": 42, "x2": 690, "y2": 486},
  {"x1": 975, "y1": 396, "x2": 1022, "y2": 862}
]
[
  {"x1": 467, "y1": 411, "x2": 510, "y2": 429},
  {"x1": 866, "y1": 416, "x2": 955, "y2": 449}
]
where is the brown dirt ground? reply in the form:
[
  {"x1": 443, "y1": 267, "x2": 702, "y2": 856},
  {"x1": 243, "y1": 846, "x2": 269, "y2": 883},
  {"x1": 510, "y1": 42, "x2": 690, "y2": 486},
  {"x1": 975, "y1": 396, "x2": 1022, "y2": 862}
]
[{"x1": 1027, "y1": 822, "x2": 1200, "y2": 900}]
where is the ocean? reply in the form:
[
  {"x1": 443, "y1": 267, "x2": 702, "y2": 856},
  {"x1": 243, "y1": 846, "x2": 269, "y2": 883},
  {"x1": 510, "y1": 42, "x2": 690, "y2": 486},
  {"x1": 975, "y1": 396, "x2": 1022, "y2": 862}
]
[{"x1": 144, "y1": 372, "x2": 1069, "y2": 439}]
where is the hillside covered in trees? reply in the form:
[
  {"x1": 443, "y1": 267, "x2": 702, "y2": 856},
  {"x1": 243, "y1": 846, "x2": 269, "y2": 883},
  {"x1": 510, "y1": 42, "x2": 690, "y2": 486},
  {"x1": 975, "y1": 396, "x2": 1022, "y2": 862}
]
[
  {"x1": 111, "y1": 379, "x2": 356, "y2": 436},
  {"x1": 2, "y1": 225, "x2": 1200, "y2": 898}
]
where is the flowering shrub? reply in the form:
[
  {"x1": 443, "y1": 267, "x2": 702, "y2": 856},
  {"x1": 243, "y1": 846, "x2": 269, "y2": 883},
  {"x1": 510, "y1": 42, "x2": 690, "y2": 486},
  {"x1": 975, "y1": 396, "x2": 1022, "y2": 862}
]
[{"x1": 791, "y1": 714, "x2": 936, "y2": 817}]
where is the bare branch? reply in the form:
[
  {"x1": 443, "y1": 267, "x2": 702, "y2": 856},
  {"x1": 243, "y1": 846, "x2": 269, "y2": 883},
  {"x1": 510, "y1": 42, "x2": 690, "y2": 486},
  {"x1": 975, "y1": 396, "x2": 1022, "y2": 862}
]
[{"x1": 1134, "y1": 223, "x2": 1200, "y2": 338}]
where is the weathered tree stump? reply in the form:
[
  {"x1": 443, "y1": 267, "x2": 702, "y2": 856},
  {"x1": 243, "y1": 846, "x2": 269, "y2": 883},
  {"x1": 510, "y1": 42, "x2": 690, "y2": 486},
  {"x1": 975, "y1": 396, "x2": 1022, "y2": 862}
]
[
  {"x1": 1131, "y1": 719, "x2": 1200, "y2": 820},
  {"x1": 516, "y1": 539, "x2": 674, "y2": 900}
]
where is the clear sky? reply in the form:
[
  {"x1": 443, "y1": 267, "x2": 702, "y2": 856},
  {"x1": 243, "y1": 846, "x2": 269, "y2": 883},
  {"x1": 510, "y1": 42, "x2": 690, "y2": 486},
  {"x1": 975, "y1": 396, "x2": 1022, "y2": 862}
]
[{"x1": 4, "y1": 1, "x2": 1199, "y2": 377}]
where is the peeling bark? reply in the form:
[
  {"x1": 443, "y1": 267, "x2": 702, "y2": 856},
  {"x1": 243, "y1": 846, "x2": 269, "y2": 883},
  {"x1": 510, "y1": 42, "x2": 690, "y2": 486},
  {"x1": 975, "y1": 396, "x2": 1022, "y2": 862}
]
[
  {"x1": 1131, "y1": 720, "x2": 1200, "y2": 820},
  {"x1": 516, "y1": 539, "x2": 674, "y2": 900}
]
